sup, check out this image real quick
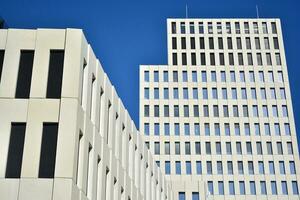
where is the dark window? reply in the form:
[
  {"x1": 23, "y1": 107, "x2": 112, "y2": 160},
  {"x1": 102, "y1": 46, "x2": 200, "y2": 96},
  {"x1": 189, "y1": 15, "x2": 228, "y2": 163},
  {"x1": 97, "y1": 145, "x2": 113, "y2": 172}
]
[
  {"x1": 182, "y1": 53, "x2": 187, "y2": 65},
  {"x1": 219, "y1": 53, "x2": 225, "y2": 65},
  {"x1": 190, "y1": 37, "x2": 195, "y2": 49},
  {"x1": 181, "y1": 37, "x2": 186, "y2": 49},
  {"x1": 227, "y1": 37, "x2": 233, "y2": 49},
  {"x1": 209, "y1": 37, "x2": 214, "y2": 49},
  {"x1": 218, "y1": 38, "x2": 223, "y2": 49},
  {"x1": 172, "y1": 37, "x2": 177, "y2": 49},
  {"x1": 46, "y1": 50, "x2": 65, "y2": 98},
  {"x1": 199, "y1": 37, "x2": 205, "y2": 49},
  {"x1": 39, "y1": 123, "x2": 59, "y2": 178},
  {"x1": 191, "y1": 53, "x2": 196, "y2": 65},
  {"x1": 15, "y1": 50, "x2": 34, "y2": 98},
  {"x1": 0, "y1": 50, "x2": 4, "y2": 82},
  {"x1": 171, "y1": 22, "x2": 176, "y2": 34},
  {"x1": 5, "y1": 123, "x2": 26, "y2": 178},
  {"x1": 200, "y1": 53, "x2": 206, "y2": 65},
  {"x1": 172, "y1": 53, "x2": 177, "y2": 65},
  {"x1": 210, "y1": 53, "x2": 215, "y2": 65}
]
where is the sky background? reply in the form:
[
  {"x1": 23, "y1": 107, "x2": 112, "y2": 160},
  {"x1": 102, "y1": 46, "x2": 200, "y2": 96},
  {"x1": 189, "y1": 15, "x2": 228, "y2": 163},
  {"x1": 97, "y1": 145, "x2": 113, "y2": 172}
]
[{"x1": 1, "y1": 0, "x2": 300, "y2": 149}]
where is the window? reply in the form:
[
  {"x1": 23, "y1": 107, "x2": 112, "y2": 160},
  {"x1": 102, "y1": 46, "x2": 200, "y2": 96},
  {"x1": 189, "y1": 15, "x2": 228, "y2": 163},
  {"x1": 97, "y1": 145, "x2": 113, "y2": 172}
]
[
  {"x1": 185, "y1": 142, "x2": 191, "y2": 154},
  {"x1": 175, "y1": 142, "x2": 180, "y2": 154},
  {"x1": 165, "y1": 161, "x2": 170, "y2": 174},
  {"x1": 258, "y1": 161, "x2": 264, "y2": 174},
  {"x1": 257, "y1": 53, "x2": 263, "y2": 65},
  {"x1": 292, "y1": 181, "x2": 299, "y2": 195},
  {"x1": 144, "y1": 71, "x2": 149, "y2": 82},
  {"x1": 15, "y1": 50, "x2": 34, "y2": 98},
  {"x1": 172, "y1": 53, "x2": 177, "y2": 65},
  {"x1": 246, "y1": 142, "x2": 252, "y2": 154},
  {"x1": 196, "y1": 161, "x2": 202, "y2": 174},
  {"x1": 144, "y1": 123, "x2": 149, "y2": 135},
  {"x1": 154, "y1": 123, "x2": 159, "y2": 135},
  {"x1": 181, "y1": 37, "x2": 186, "y2": 49},
  {"x1": 5, "y1": 123, "x2": 26, "y2": 178},
  {"x1": 154, "y1": 71, "x2": 159, "y2": 82},
  {"x1": 194, "y1": 123, "x2": 200, "y2": 136},
  {"x1": 271, "y1": 181, "x2": 277, "y2": 195},
  {"x1": 210, "y1": 53, "x2": 215, "y2": 65},
  {"x1": 226, "y1": 142, "x2": 232, "y2": 155},
  {"x1": 234, "y1": 123, "x2": 240, "y2": 135},
  {"x1": 250, "y1": 181, "x2": 256, "y2": 195},
  {"x1": 289, "y1": 161, "x2": 296, "y2": 174},
  {"x1": 164, "y1": 105, "x2": 169, "y2": 117},
  {"x1": 239, "y1": 181, "x2": 245, "y2": 195},
  {"x1": 262, "y1": 22, "x2": 268, "y2": 33},
  {"x1": 163, "y1": 88, "x2": 169, "y2": 99},
  {"x1": 238, "y1": 53, "x2": 243, "y2": 65},
  {"x1": 186, "y1": 161, "x2": 191, "y2": 174},
  {"x1": 194, "y1": 105, "x2": 199, "y2": 117},
  {"x1": 225, "y1": 123, "x2": 230, "y2": 136},
  {"x1": 184, "y1": 123, "x2": 190, "y2": 135},
  {"x1": 263, "y1": 106, "x2": 268, "y2": 117},
  {"x1": 182, "y1": 53, "x2": 187, "y2": 65},
  {"x1": 216, "y1": 142, "x2": 221, "y2": 154},
  {"x1": 255, "y1": 37, "x2": 261, "y2": 49},
  {"x1": 214, "y1": 123, "x2": 220, "y2": 135},
  {"x1": 271, "y1": 22, "x2": 277, "y2": 34},
  {"x1": 192, "y1": 71, "x2": 197, "y2": 82},
  {"x1": 208, "y1": 22, "x2": 213, "y2": 34},
  {"x1": 285, "y1": 123, "x2": 291, "y2": 135},
  {"x1": 144, "y1": 88, "x2": 149, "y2": 99},
  {"x1": 219, "y1": 53, "x2": 224, "y2": 65},
  {"x1": 208, "y1": 181, "x2": 214, "y2": 195},
  {"x1": 218, "y1": 37, "x2": 223, "y2": 49},
  {"x1": 174, "y1": 105, "x2": 179, "y2": 117},
  {"x1": 205, "y1": 123, "x2": 210, "y2": 135},
  {"x1": 279, "y1": 161, "x2": 285, "y2": 174},
  {"x1": 255, "y1": 123, "x2": 260, "y2": 135},
  {"x1": 184, "y1": 106, "x2": 189, "y2": 117},
  {"x1": 171, "y1": 22, "x2": 176, "y2": 33},
  {"x1": 212, "y1": 88, "x2": 217, "y2": 99},
  {"x1": 238, "y1": 161, "x2": 244, "y2": 174},
  {"x1": 230, "y1": 71, "x2": 236, "y2": 82},
  {"x1": 193, "y1": 88, "x2": 198, "y2": 99},
  {"x1": 154, "y1": 105, "x2": 159, "y2": 117},
  {"x1": 248, "y1": 161, "x2": 254, "y2": 174},
  {"x1": 200, "y1": 37, "x2": 205, "y2": 49},
  {"x1": 199, "y1": 22, "x2": 204, "y2": 34},
  {"x1": 211, "y1": 71, "x2": 216, "y2": 82},
  {"x1": 226, "y1": 22, "x2": 231, "y2": 33},
  {"x1": 205, "y1": 142, "x2": 211, "y2": 154},
  {"x1": 163, "y1": 71, "x2": 168, "y2": 82},
  {"x1": 237, "y1": 37, "x2": 242, "y2": 49},
  {"x1": 281, "y1": 181, "x2": 288, "y2": 195},
  {"x1": 183, "y1": 88, "x2": 188, "y2": 99},
  {"x1": 218, "y1": 181, "x2": 224, "y2": 195},
  {"x1": 195, "y1": 142, "x2": 201, "y2": 154},
  {"x1": 217, "y1": 161, "x2": 223, "y2": 174},
  {"x1": 173, "y1": 88, "x2": 179, "y2": 99},
  {"x1": 39, "y1": 123, "x2": 59, "y2": 178},
  {"x1": 180, "y1": 22, "x2": 185, "y2": 34},
  {"x1": 227, "y1": 37, "x2": 233, "y2": 49},
  {"x1": 204, "y1": 106, "x2": 209, "y2": 117},
  {"x1": 217, "y1": 22, "x2": 222, "y2": 34},
  {"x1": 277, "y1": 142, "x2": 283, "y2": 154},
  {"x1": 202, "y1": 88, "x2": 208, "y2": 99},
  {"x1": 244, "y1": 22, "x2": 250, "y2": 34},
  {"x1": 272, "y1": 105, "x2": 278, "y2": 117},
  {"x1": 246, "y1": 37, "x2": 251, "y2": 49},
  {"x1": 155, "y1": 142, "x2": 160, "y2": 154},
  {"x1": 264, "y1": 37, "x2": 270, "y2": 49},
  {"x1": 221, "y1": 71, "x2": 226, "y2": 82},
  {"x1": 154, "y1": 88, "x2": 159, "y2": 99},
  {"x1": 175, "y1": 123, "x2": 180, "y2": 135},
  {"x1": 236, "y1": 142, "x2": 242, "y2": 155},
  {"x1": 247, "y1": 53, "x2": 253, "y2": 65},
  {"x1": 201, "y1": 71, "x2": 207, "y2": 82},
  {"x1": 227, "y1": 161, "x2": 233, "y2": 174},
  {"x1": 241, "y1": 88, "x2": 247, "y2": 99},
  {"x1": 189, "y1": 22, "x2": 195, "y2": 33},
  {"x1": 276, "y1": 53, "x2": 281, "y2": 65},
  {"x1": 229, "y1": 53, "x2": 234, "y2": 65},
  {"x1": 172, "y1": 37, "x2": 177, "y2": 49},
  {"x1": 235, "y1": 22, "x2": 240, "y2": 33},
  {"x1": 269, "y1": 161, "x2": 275, "y2": 174},
  {"x1": 287, "y1": 142, "x2": 293, "y2": 155},
  {"x1": 0, "y1": 50, "x2": 4, "y2": 82},
  {"x1": 257, "y1": 142, "x2": 262, "y2": 155},
  {"x1": 222, "y1": 88, "x2": 228, "y2": 100},
  {"x1": 176, "y1": 161, "x2": 181, "y2": 174},
  {"x1": 164, "y1": 123, "x2": 170, "y2": 135},
  {"x1": 192, "y1": 192, "x2": 199, "y2": 200},
  {"x1": 179, "y1": 192, "x2": 185, "y2": 200},
  {"x1": 208, "y1": 37, "x2": 214, "y2": 49},
  {"x1": 260, "y1": 181, "x2": 267, "y2": 195},
  {"x1": 191, "y1": 38, "x2": 196, "y2": 50},
  {"x1": 229, "y1": 181, "x2": 235, "y2": 195}
]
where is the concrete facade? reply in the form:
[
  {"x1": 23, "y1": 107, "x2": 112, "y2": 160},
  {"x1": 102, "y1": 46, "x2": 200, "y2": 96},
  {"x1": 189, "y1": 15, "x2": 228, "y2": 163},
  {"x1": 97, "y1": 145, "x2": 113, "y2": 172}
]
[
  {"x1": 0, "y1": 28, "x2": 173, "y2": 200},
  {"x1": 140, "y1": 19, "x2": 300, "y2": 199}
]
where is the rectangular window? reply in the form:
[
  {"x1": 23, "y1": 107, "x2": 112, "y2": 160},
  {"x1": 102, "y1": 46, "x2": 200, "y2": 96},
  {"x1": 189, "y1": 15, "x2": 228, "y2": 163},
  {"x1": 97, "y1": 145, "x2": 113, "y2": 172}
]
[
  {"x1": 239, "y1": 181, "x2": 245, "y2": 195},
  {"x1": 39, "y1": 123, "x2": 59, "y2": 178},
  {"x1": 175, "y1": 142, "x2": 180, "y2": 154},
  {"x1": 180, "y1": 22, "x2": 185, "y2": 34},
  {"x1": 196, "y1": 161, "x2": 202, "y2": 174},
  {"x1": 181, "y1": 37, "x2": 186, "y2": 49},
  {"x1": 200, "y1": 53, "x2": 206, "y2": 65},
  {"x1": 5, "y1": 123, "x2": 26, "y2": 178},
  {"x1": 46, "y1": 50, "x2": 65, "y2": 98},
  {"x1": 199, "y1": 22, "x2": 204, "y2": 33},
  {"x1": 172, "y1": 37, "x2": 177, "y2": 49},
  {"x1": 190, "y1": 37, "x2": 195, "y2": 49},
  {"x1": 176, "y1": 161, "x2": 181, "y2": 174},
  {"x1": 191, "y1": 53, "x2": 196, "y2": 65},
  {"x1": 271, "y1": 22, "x2": 277, "y2": 34},
  {"x1": 199, "y1": 37, "x2": 205, "y2": 49},
  {"x1": 179, "y1": 192, "x2": 185, "y2": 200},
  {"x1": 0, "y1": 50, "x2": 4, "y2": 82},
  {"x1": 271, "y1": 181, "x2": 277, "y2": 195},
  {"x1": 192, "y1": 192, "x2": 199, "y2": 200},
  {"x1": 218, "y1": 181, "x2": 224, "y2": 195},
  {"x1": 218, "y1": 37, "x2": 223, "y2": 49},
  {"x1": 292, "y1": 181, "x2": 299, "y2": 195},
  {"x1": 208, "y1": 181, "x2": 214, "y2": 194},
  {"x1": 165, "y1": 161, "x2": 170, "y2": 174},
  {"x1": 15, "y1": 50, "x2": 34, "y2": 98},
  {"x1": 172, "y1": 53, "x2": 177, "y2": 65},
  {"x1": 229, "y1": 181, "x2": 235, "y2": 195},
  {"x1": 281, "y1": 181, "x2": 288, "y2": 195},
  {"x1": 171, "y1": 22, "x2": 176, "y2": 33},
  {"x1": 186, "y1": 161, "x2": 191, "y2": 174}
]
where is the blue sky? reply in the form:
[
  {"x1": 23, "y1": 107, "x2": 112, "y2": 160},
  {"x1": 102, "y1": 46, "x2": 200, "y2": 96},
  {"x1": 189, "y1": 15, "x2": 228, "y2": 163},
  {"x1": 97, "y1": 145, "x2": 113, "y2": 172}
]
[{"x1": 1, "y1": 0, "x2": 300, "y2": 148}]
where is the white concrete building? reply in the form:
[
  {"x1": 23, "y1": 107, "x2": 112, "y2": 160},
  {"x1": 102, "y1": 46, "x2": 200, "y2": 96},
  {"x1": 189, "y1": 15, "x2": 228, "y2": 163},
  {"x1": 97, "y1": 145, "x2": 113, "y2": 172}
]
[
  {"x1": 140, "y1": 19, "x2": 300, "y2": 199},
  {"x1": 0, "y1": 28, "x2": 174, "y2": 200}
]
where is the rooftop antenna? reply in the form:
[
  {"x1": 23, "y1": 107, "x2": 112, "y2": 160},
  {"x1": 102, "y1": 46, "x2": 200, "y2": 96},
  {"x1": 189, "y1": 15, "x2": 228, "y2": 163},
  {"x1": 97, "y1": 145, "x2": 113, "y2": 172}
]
[
  {"x1": 186, "y1": 4, "x2": 188, "y2": 18},
  {"x1": 256, "y1": 5, "x2": 260, "y2": 18}
]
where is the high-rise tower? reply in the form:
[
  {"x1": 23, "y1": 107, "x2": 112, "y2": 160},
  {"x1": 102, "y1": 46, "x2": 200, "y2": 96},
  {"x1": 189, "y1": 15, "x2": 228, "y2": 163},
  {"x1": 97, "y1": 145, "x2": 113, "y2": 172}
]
[{"x1": 140, "y1": 19, "x2": 300, "y2": 199}]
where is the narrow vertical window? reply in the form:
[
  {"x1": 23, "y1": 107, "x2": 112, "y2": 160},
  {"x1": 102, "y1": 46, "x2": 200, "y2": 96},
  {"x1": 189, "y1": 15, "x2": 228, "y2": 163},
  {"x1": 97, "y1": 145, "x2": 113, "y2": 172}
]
[
  {"x1": 80, "y1": 59, "x2": 87, "y2": 105},
  {"x1": 39, "y1": 123, "x2": 59, "y2": 178},
  {"x1": 5, "y1": 123, "x2": 26, "y2": 178},
  {"x1": 46, "y1": 50, "x2": 65, "y2": 98},
  {"x1": 15, "y1": 50, "x2": 34, "y2": 98},
  {"x1": 0, "y1": 50, "x2": 4, "y2": 82},
  {"x1": 86, "y1": 144, "x2": 93, "y2": 198},
  {"x1": 76, "y1": 131, "x2": 83, "y2": 184}
]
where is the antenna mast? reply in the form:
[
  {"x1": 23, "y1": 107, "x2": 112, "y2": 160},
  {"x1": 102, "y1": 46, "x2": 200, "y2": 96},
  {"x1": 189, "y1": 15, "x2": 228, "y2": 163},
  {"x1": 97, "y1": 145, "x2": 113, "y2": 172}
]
[
  {"x1": 186, "y1": 4, "x2": 188, "y2": 18},
  {"x1": 256, "y1": 5, "x2": 260, "y2": 18}
]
